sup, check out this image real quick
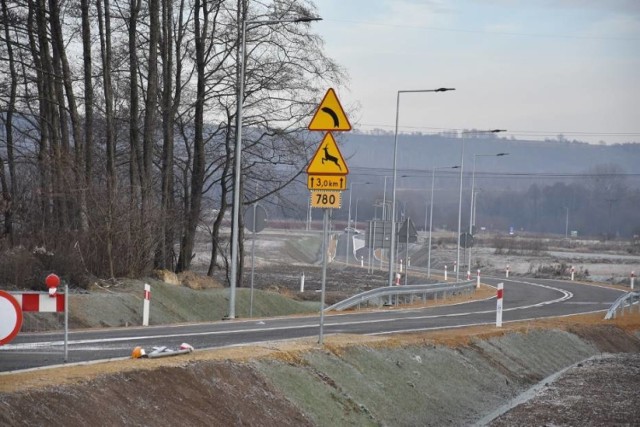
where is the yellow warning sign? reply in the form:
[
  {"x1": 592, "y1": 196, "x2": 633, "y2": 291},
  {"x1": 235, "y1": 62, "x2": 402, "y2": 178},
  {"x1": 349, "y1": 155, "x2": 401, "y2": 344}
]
[
  {"x1": 308, "y1": 174, "x2": 347, "y2": 191},
  {"x1": 306, "y1": 133, "x2": 349, "y2": 175},
  {"x1": 308, "y1": 88, "x2": 352, "y2": 131},
  {"x1": 310, "y1": 191, "x2": 342, "y2": 209}
]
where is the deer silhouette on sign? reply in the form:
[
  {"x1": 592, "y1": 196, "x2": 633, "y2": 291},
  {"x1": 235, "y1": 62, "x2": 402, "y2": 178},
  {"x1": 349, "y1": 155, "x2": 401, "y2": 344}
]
[{"x1": 322, "y1": 145, "x2": 342, "y2": 170}]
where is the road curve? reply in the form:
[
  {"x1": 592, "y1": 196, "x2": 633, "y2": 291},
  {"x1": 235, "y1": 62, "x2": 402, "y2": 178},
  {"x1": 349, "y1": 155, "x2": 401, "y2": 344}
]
[{"x1": 0, "y1": 277, "x2": 625, "y2": 372}]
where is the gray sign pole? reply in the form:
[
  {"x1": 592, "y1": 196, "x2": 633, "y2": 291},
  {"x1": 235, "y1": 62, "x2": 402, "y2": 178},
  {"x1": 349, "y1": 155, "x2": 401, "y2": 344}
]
[
  {"x1": 319, "y1": 208, "x2": 329, "y2": 345},
  {"x1": 250, "y1": 203, "x2": 257, "y2": 318},
  {"x1": 64, "y1": 283, "x2": 68, "y2": 362}
]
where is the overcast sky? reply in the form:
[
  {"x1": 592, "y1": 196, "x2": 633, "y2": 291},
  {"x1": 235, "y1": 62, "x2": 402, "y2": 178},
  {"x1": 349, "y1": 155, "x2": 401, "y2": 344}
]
[{"x1": 311, "y1": 0, "x2": 640, "y2": 144}]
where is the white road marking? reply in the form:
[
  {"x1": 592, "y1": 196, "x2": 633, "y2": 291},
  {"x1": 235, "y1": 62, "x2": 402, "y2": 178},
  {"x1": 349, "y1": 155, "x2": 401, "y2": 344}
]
[{"x1": 0, "y1": 279, "x2": 589, "y2": 352}]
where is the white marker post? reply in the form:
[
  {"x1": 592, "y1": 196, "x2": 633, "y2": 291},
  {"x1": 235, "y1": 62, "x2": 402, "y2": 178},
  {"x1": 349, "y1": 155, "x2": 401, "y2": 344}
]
[
  {"x1": 444, "y1": 266, "x2": 448, "y2": 281},
  {"x1": 476, "y1": 269, "x2": 481, "y2": 289},
  {"x1": 570, "y1": 266, "x2": 575, "y2": 281},
  {"x1": 631, "y1": 271, "x2": 635, "y2": 290},
  {"x1": 506, "y1": 264, "x2": 510, "y2": 278},
  {"x1": 467, "y1": 270, "x2": 471, "y2": 280},
  {"x1": 453, "y1": 261, "x2": 457, "y2": 273},
  {"x1": 399, "y1": 259, "x2": 403, "y2": 273},
  {"x1": 496, "y1": 282, "x2": 504, "y2": 327},
  {"x1": 143, "y1": 283, "x2": 151, "y2": 326},
  {"x1": 360, "y1": 256, "x2": 364, "y2": 268},
  {"x1": 300, "y1": 272, "x2": 305, "y2": 292}
]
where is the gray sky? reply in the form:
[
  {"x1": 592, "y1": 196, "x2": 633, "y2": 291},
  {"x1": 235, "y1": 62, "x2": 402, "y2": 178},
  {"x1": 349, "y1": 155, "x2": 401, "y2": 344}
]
[{"x1": 311, "y1": 0, "x2": 640, "y2": 144}]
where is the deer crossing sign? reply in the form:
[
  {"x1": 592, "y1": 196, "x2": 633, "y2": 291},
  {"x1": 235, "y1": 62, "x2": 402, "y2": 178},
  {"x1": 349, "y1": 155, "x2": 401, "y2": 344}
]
[{"x1": 306, "y1": 133, "x2": 349, "y2": 176}]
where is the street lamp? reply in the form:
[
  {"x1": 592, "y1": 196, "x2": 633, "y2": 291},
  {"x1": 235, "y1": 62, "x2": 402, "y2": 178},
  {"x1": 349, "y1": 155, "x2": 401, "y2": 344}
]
[
  {"x1": 468, "y1": 152, "x2": 508, "y2": 270},
  {"x1": 229, "y1": 14, "x2": 322, "y2": 319},
  {"x1": 427, "y1": 165, "x2": 459, "y2": 278},
  {"x1": 455, "y1": 129, "x2": 505, "y2": 282},
  {"x1": 388, "y1": 88, "x2": 455, "y2": 289}
]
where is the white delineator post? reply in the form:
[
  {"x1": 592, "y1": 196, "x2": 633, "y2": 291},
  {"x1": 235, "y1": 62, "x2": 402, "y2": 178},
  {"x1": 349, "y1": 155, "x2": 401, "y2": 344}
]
[
  {"x1": 506, "y1": 264, "x2": 510, "y2": 278},
  {"x1": 395, "y1": 273, "x2": 401, "y2": 286},
  {"x1": 570, "y1": 266, "x2": 575, "y2": 281},
  {"x1": 143, "y1": 283, "x2": 151, "y2": 326},
  {"x1": 453, "y1": 261, "x2": 457, "y2": 273},
  {"x1": 476, "y1": 269, "x2": 481, "y2": 289},
  {"x1": 631, "y1": 271, "x2": 635, "y2": 290},
  {"x1": 496, "y1": 282, "x2": 504, "y2": 327},
  {"x1": 444, "y1": 265, "x2": 448, "y2": 281},
  {"x1": 360, "y1": 256, "x2": 364, "y2": 268},
  {"x1": 399, "y1": 259, "x2": 403, "y2": 273},
  {"x1": 467, "y1": 270, "x2": 471, "y2": 280},
  {"x1": 300, "y1": 272, "x2": 305, "y2": 292}
]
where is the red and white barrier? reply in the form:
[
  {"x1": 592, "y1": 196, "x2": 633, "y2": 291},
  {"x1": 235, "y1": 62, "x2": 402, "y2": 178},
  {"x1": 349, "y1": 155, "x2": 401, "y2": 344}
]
[
  {"x1": 5, "y1": 274, "x2": 69, "y2": 360},
  {"x1": 496, "y1": 283, "x2": 504, "y2": 327},
  {"x1": 143, "y1": 283, "x2": 151, "y2": 326},
  {"x1": 10, "y1": 292, "x2": 65, "y2": 312}
]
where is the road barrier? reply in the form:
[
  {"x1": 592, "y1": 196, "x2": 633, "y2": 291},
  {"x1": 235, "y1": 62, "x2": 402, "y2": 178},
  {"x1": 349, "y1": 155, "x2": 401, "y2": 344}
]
[
  {"x1": 325, "y1": 281, "x2": 476, "y2": 312},
  {"x1": 604, "y1": 292, "x2": 640, "y2": 320}
]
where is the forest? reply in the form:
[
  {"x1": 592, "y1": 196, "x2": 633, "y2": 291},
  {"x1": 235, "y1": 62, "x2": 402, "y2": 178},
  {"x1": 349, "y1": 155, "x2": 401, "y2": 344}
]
[{"x1": 0, "y1": 0, "x2": 342, "y2": 287}]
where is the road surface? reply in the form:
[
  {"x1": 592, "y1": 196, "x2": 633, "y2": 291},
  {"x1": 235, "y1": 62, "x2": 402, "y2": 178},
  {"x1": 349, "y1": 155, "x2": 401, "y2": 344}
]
[{"x1": 0, "y1": 277, "x2": 623, "y2": 372}]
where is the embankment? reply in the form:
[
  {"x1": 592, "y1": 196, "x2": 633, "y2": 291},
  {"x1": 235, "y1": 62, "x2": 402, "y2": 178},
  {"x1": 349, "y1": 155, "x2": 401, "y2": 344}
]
[{"x1": 1, "y1": 313, "x2": 639, "y2": 426}]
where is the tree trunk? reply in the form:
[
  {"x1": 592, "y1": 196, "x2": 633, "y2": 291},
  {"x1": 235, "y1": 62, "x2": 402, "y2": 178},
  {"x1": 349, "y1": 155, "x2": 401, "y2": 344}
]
[
  {"x1": 1, "y1": 0, "x2": 17, "y2": 244},
  {"x1": 128, "y1": 0, "x2": 142, "y2": 236},
  {"x1": 176, "y1": 0, "x2": 207, "y2": 272},
  {"x1": 96, "y1": 0, "x2": 116, "y2": 278}
]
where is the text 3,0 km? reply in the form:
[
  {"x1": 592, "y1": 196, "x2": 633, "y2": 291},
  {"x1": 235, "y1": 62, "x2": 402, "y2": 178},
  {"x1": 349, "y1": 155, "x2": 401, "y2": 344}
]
[{"x1": 307, "y1": 174, "x2": 346, "y2": 190}]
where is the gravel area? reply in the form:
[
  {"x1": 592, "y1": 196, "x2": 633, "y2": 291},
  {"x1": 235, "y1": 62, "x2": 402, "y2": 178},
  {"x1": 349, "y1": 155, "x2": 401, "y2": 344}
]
[{"x1": 487, "y1": 352, "x2": 640, "y2": 426}]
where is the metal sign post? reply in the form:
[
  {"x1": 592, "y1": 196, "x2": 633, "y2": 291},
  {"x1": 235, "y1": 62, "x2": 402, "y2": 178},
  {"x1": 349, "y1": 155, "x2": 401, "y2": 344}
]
[
  {"x1": 319, "y1": 208, "x2": 330, "y2": 345},
  {"x1": 245, "y1": 203, "x2": 266, "y2": 318},
  {"x1": 308, "y1": 89, "x2": 350, "y2": 345},
  {"x1": 64, "y1": 283, "x2": 69, "y2": 362}
]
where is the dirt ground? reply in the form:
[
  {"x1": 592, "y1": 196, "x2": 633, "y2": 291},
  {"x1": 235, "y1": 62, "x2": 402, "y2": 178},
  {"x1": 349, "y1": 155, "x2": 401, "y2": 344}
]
[{"x1": 488, "y1": 352, "x2": 640, "y2": 426}]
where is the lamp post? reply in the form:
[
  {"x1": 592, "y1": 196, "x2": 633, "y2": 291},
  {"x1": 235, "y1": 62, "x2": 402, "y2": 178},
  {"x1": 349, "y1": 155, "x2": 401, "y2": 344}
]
[
  {"x1": 455, "y1": 129, "x2": 505, "y2": 282},
  {"x1": 229, "y1": 14, "x2": 321, "y2": 319},
  {"x1": 427, "y1": 165, "x2": 459, "y2": 278},
  {"x1": 468, "y1": 152, "x2": 508, "y2": 270},
  {"x1": 388, "y1": 88, "x2": 455, "y2": 290},
  {"x1": 564, "y1": 207, "x2": 569, "y2": 238}
]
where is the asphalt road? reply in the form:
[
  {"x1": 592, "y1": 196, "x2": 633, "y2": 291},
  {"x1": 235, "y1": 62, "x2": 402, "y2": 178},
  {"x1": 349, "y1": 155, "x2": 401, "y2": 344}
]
[{"x1": 0, "y1": 277, "x2": 624, "y2": 372}]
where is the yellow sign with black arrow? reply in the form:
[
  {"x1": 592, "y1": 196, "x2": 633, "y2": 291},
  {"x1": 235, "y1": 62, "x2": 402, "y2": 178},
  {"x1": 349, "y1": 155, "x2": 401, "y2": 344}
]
[{"x1": 308, "y1": 88, "x2": 352, "y2": 131}]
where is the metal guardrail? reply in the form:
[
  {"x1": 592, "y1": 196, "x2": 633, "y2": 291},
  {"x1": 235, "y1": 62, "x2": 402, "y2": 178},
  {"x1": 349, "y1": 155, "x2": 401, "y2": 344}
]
[
  {"x1": 325, "y1": 281, "x2": 476, "y2": 311},
  {"x1": 604, "y1": 291, "x2": 640, "y2": 320}
]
